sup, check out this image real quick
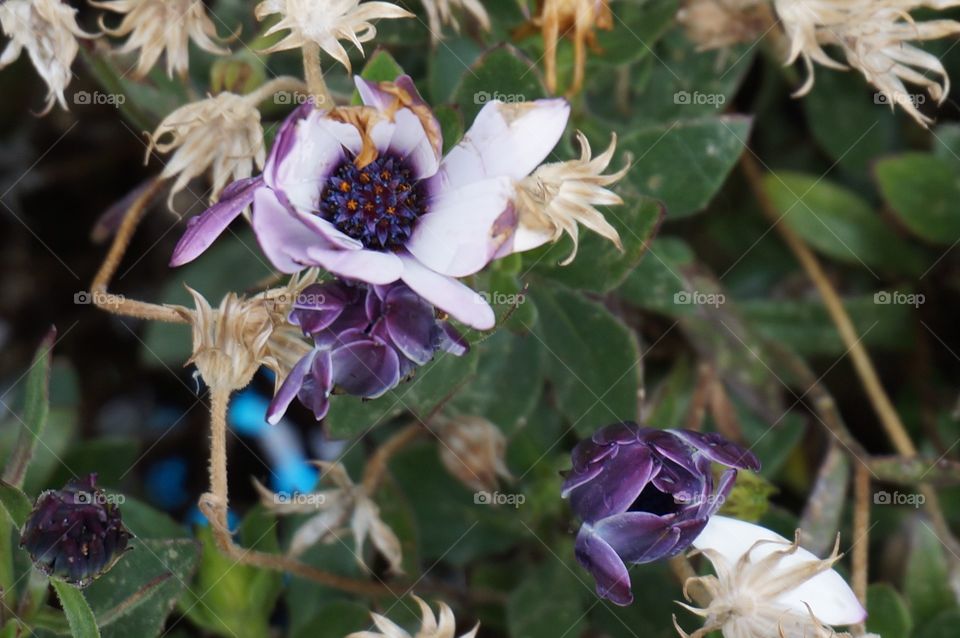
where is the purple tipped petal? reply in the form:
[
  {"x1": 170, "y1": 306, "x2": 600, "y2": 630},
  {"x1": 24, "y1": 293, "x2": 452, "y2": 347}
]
[
  {"x1": 251, "y1": 187, "x2": 329, "y2": 273},
  {"x1": 672, "y1": 430, "x2": 761, "y2": 471},
  {"x1": 575, "y1": 526, "x2": 633, "y2": 606},
  {"x1": 264, "y1": 103, "x2": 313, "y2": 188},
  {"x1": 593, "y1": 511, "x2": 683, "y2": 564},
  {"x1": 298, "y1": 349, "x2": 333, "y2": 420},
  {"x1": 398, "y1": 252, "x2": 495, "y2": 330},
  {"x1": 593, "y1": 422, "x2": 643, "y2": 445},
  {"x1": 170, "y1": 176, "x2": 263, "y2": 267},
  {"x1": 437, "y1": 323, "x2": 469, "y2": 356},
  {"x1": 382, "y1": 284, "x2": 438, "y2": 365},
  {"x1": 331, "y1": 340, "x2": 401, "y2": 398},
  {"x1": 267, "y1": 349, "x2": 318, "y2": 425},
  {"x1": 567, "y1": 444, "x2": 658, "y2": 523}
]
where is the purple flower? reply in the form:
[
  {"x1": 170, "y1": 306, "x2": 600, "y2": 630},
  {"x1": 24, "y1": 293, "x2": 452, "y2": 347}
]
[
  {"x1": 561, "y1": 423, "x2": 760, "y2": 606},
  {"x1": 266, "y1": 279, "x2": 468, "y2": 423},
  {"x1": 20, "y1": 474, "x2": 131, "y2": 587},
  {"x1": 170, "y1": 75, "x2": 571, "y2": 330}
]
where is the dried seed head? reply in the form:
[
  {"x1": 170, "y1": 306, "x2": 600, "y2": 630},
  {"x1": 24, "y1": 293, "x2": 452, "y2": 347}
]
[{"x1": 436, "y1": 415, "x2": 512, "y2": 493}]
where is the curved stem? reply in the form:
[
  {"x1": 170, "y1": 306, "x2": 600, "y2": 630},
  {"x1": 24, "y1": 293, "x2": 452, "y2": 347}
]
[
  {"x1": 741, "y1": 154, "x2": 916, "y2": 455},
  {"x1": 852, "y1": 465, "x2": 870, "y2": 624},
  {"x1": 245, "y1": 75, "x2": 308, "y2": 106},
  {"x1": 91, "y1": 177, "x2": 188, "y2": 324},
  {"x1": 361, "y1": 424, "x2": 424, "y2": 493}
]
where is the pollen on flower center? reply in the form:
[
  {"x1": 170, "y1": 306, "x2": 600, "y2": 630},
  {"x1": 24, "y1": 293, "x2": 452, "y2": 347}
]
[{"x1": 319, "y1": 154, "x2": 426, "y2": 251}]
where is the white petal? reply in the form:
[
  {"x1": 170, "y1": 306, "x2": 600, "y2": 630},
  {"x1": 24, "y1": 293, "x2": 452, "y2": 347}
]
[
  {"x1": 407, "y1": 176, "x2": 514, "y2": 277},
  {"x1": 398, "y1": 252, "x2": 495, "y2": 330},
  {"x1": 693, "y1": 516, "x2": 867, "y2": 626},
  {"x1": 275, "y1": 115, "x2": 360, "y2": 214},
  {"x1": 434, "y1": 99, "x2": 570, "y2": 191}
]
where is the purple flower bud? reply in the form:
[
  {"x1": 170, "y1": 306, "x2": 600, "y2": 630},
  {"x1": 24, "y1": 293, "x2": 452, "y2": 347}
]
[
  {"x1": 267, "y1": 280, "x2": 468, "y2": 424},
  {"x1": 562, "y1": 423, "x2": 760, "y2": 606},
  {"x1": 20, "y1": 474, "x2": 131, "y2": 588}
]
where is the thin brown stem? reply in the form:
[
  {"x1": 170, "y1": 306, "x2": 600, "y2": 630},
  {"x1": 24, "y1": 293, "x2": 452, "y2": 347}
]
[
  {"x1": 91, "y1": 177, "x2": 187, "y2": 324},
  {"x1": 668, "y1": 555, "x2": 710, "y2": 607},
  {"x1": 741, "y1": 154, "x2": 916, "y2": 456},
  {"x1": 361, "y1": 424, "x2": 424, "y2": 493}
]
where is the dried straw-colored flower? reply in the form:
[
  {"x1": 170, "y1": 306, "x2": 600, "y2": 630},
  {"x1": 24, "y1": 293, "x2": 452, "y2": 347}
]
[
  {"x1": 346, "y1": 595, "x2": 479, "y2": 638},
  {"x1": 256, "y1": 461, "x2": 403, "y2": 573},
  {"x1": 254, "y1": 0, "x2": 413, "y2": 72},
  {"x1": 0, "y1": 0, "x2": 94, "y2": 114},
  {"x1": 513, "y1": 131, "x2": 628, "y2": 264},
  {"x1": 91, "y1": 0, "x2": 230, "y2": 78},
  {"x1": 179, "y1": 272, "x2": 315, "y2": 393},
  {"x1": 775, "y1": 0, "x2": 960, "y2": 126},
  {"x1": 677, "y1": 0, "x2": 775, "y2": 51},
  {"x1": 148, "y1": 92, "x2": 266, "y2": 208},
  {"x1": 419, "y1": 0, "x2": 490, "y2": 41},
  {"x1": 524, "y1": 0, "x2": 613, "y2": 95},
  {"x1": 436, "y1": 416, "x2": 512, "y2": 492}
]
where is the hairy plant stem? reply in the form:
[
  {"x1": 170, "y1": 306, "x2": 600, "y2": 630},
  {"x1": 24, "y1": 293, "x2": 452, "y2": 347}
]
[
  {"x1": 302, "y1": 43, "x2": 333, "y2": 109},
  {"x1": 91, "y1": 177, "x2": 188, "y2": 324}
]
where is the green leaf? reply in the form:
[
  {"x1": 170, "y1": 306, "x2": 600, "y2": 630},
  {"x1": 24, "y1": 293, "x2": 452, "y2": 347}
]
[
  {"x1": 874, "y1": 153, "x2": 960, "y2": 245},
  {"x1": 740, "y1": 294, "x2": 916, "y2": 357},
  {"x1": 762, "y1": 171, "x2": 927, "y2": 275},
  {"x1": 390, "y1": 443, "x2": 526, "y2": 565},
  {"x1": 0, "y1": 480, "x2": 32, "y2": 528},
  {"x1": 905, "y1": 522, "x2": 959, "y2": 627},
  {"x1": 450, "y1": 330, "x2": 543, "y2": 435},
  {"x1": 84, "y1": 538, "x2": 200, "y2": 638},
  {"x1": 802, "y1": 67, "x2": 899, "y2": 173},
  {"x1": 3, "y1": 326, "x2": 55, "y2": 489},
  {"x1": 180, "y1": 526, "x2": 278, "y2": 638},
  {"x1": 528, "y1": 283, "x2": 640, "y2": 434},
  {"x1": 52, "y1": 578, "x2": 100, "y2": 638},
  {"x1": 617, "y1": 237, "x2": 696, "y2": 314},
  {"x1": 620, "y1": 116, "x2": 752, "y2": 218},
  {"x1": 434, "y1": 104, "x2": 464, "y2": 154},
  {"x1": 289, "y1": 600, "x2": 372, "y2": 638},
  {"x1": 529, "y1": 195, "x2": 664, "y2": 293},
  {"x1": 453, "y1": 45, "x2": 547, "y2": 124},
  {"x1": 798, "y1": 445, "x2": 849, "y2": 556},
  {"x1": 615, "y1": 29, "x2": 755, "y2": 127},
  {"x1": 914, "y1": 610, "x2": 960, "y2": 638},
  {"x1": 507, "y1": 555, "x2": 585, "y2": 638},
  {"x1": 592, "y1": 0, "x2": 678, "y2": 66},
  {"x1": 866, "y1": 583, "x2": 912, "y2": 638}
]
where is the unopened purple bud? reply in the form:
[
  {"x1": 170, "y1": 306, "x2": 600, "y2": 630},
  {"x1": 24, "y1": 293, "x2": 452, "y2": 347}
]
[{"x1": 20, "y1": 474, "x2": 131, "y2": 588}]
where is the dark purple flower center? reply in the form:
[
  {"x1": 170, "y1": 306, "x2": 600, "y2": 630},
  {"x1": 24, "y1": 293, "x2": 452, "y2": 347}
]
[
  {"x1": 320, "y1": 154, "x2": 427, "y2": 251},
  {"x1": 629, "y1": 483, "x2": 682, "y2": 517}
]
